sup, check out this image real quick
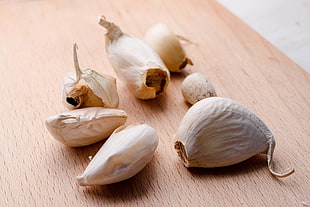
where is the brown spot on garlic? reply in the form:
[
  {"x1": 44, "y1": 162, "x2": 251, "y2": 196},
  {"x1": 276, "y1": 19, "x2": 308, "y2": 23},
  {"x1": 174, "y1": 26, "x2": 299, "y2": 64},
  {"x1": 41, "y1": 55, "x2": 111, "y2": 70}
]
[
  {"x1": 98, "y1": 16, "x2": 170, "y2": 100},
  {"x1": 174, "y1": 97, "x2": 294, "y2": 178},
  {"x1": 145, "y1": 69, "x2": 168, "y2": 95},
  {"x1": 181, "y1": 72, "x2": 217, "y2": 105},
  {"x1": 66, "y1": 85, "x2": 105, "y2": 108}
]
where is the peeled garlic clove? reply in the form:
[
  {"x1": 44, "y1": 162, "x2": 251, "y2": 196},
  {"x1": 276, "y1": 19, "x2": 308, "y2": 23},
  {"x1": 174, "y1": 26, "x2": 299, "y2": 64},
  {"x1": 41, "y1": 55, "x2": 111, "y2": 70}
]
[
  {"x1": 62, "y1": 44, "x2": 119, "y2": 109},
  {"x1": 144, "y1": 23, "x2": 193, "y2": 72},
  {"x1": 98, "y1": 16, "x2": 170, "y2": 100},
  {"x1": 174, "y1": 97, "x2": 294, "y2": 178},
  {"x1": 76, "y1": 123, "x2": 159, "y2": 186},
  {"x1": 45, "y1": 107, "x2": 127, "y2": 147},
  {"x1": 181, "y1": 73, "x2": 217, "y2": 105}
]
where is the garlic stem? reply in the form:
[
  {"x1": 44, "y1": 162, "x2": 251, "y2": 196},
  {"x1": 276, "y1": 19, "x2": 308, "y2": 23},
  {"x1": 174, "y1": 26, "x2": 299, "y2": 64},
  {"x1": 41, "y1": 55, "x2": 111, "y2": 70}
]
[
  {"x1": 66, "y1": 43, "x2": 84, "y2": 108},
  {"x1": 98, "y1": 16, "x2": 123, "y2": 42},
  {"x1": 266, "y1": 139, "x2": 295, "y2": 177},
  {"x1": 176, "y1": 34, "x2": 197, "y2": 45},
  {"x1": 73, "y1": 43, "x2": 82, "y2": 81}
]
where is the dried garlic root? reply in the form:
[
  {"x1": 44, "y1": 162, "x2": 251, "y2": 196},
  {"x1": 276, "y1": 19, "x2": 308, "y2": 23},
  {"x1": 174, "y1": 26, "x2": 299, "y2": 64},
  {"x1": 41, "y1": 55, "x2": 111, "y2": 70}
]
[
  {"x1": 98, "y1": 16, "x2": 170, "y2": 100},
  {"x1": 77, "y1": 123, "x2": 159, "y2": 185},
  {"x1": 62, "y1": 43, "x2": 119, "y2": 109},
  {"x1": 45, "y1": 107, "x2": 127, "y2": 147},
  {"x1": 174, "y1": 97, "x2": 294, "y2": 178},
  {"x1": 144, "y1": 23, "x2": 193, "y2": 72}
]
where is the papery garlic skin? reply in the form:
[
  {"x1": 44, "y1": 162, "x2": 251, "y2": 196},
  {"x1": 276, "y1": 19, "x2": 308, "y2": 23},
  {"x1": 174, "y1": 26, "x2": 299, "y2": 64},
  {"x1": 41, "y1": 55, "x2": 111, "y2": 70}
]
[
  {"x1": 98, "y1": 16, "x2": 170, "y2": 100},
  {"x1": 45, "y1": 107, "x2": 127, "y2": 147},
  {"x1": 144, "y1": 23, "x2": 193, "y2": 72},
  {"x1": 181, "y1": 73, "x2": 217, "y2": 105},
  {"x1": 62, "y1": 44, "x2": 119, "y2": 109},
  {"x1": 76, "y1": 123, "x2": 159, "y2": 185},
  {"x1": 174, "y1": 97, "x2": 294, "y2": 178}
]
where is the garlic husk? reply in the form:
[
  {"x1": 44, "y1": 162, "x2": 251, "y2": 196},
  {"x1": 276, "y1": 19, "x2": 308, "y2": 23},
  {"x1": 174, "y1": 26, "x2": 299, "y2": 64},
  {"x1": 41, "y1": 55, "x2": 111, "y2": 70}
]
[
  {"x1": 144, "y1": 23, "x2": 193, "y2": 72},
  {"x1": 62, "y1": 44, "x2": 119, "y2": 109},
  {"x1": 181, "y1": 72, "x2": 217, "y2": 105},
  {"x1": 45, "y1": 107, "x2": 127, "y2": 147},
  {"x1": 98, "y1": 16, "x2": 170, "y2": 100},
  {"x1": 76, "y1": 123, "x2": 159, "y2": 185},
  {"x1": 174, "y1": 97, "x2": 294, "y2": 178}
]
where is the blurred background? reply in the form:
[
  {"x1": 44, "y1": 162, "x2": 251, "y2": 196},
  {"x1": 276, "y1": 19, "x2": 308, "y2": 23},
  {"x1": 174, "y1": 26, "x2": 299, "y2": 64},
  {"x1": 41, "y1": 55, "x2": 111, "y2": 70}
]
[{"x1": 218, "y1": 0, "x2": 310, "y2": 73}]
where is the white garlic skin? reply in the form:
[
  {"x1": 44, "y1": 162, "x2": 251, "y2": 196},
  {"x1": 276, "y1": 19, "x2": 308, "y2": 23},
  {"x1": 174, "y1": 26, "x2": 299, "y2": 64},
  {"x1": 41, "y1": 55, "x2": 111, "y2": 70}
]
[
  {"x1": 175, "y1": 97, "x2": 268, "y2": 167},
  {"x1": 45, "y1": 107, "x2": 127, "y2": 147},
  {"x1": 181, "y1": 73, "x2": 217, "y2": 105},
  {"x1": 99, "y1": 17, "x2": 170, "y2": 100},
  {"x1": 76, "y1": 123, "x2": 159, "y2": 186},
  {"x1": 175, "y1": 97, "x2": 294, "y2": 177},
  {"x1": 144, "y1": 23, "x2": 193, "y2": 72}
]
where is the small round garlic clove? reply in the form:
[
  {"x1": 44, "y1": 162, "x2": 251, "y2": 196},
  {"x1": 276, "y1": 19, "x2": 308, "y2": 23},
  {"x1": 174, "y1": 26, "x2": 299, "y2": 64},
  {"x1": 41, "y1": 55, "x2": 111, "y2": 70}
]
[
  {"x1": 45, "y1": 107, "x2": 127, "y2": 147},
  {"x1": 174, "y1": 97, "x2": 294, "y2": 178},
  {"x1": 98, "y1": 16, "x2": 170, "y2": 100},
  {"x1": 181, "y1": 73, "x2": 217, "y2": 105},
  {"x1": 144, "y1": 23, "x2": 193, "y2": 72},
  {"x1": 76, "y1": 123, "x2": 159, "y2": 186}
]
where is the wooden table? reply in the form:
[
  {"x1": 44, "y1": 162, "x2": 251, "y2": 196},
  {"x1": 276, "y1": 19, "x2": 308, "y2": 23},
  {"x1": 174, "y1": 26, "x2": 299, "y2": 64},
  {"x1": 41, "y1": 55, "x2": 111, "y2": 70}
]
[{"x1": 1, "y1": 0, "x2": 309, "y2": 206}]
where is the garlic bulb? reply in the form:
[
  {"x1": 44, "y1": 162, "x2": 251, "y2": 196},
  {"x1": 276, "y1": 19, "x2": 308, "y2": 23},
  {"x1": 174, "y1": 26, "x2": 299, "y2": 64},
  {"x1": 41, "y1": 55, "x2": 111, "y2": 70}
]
[
  {"x1": 62, "y1": 43, "x2": 119, "y2": 109},
  {"x1": 174, "y1": 97, "x2": 294, "y2": 178},
  {"x1": 181, "y1": 72, "x2": 217, "y2": 105},
  {"x1": 77, "y1": 123, "x2": 159, "y2": 185},
  {"x1": 144, "y1": 23, "x2": 193, "y2": 72},
  {"x1": 98, "y1": 16, "x2": 170, "y2": 100},
  {"x1": 45, "y1": 107, "x2": 127, "y2": 147}
]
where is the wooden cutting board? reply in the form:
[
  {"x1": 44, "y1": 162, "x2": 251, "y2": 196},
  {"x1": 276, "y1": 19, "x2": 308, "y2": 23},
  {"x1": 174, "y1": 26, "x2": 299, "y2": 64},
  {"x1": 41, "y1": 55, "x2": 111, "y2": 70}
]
[{"x1": 1, "y1": 0, "x2": 309, "y2": 206}]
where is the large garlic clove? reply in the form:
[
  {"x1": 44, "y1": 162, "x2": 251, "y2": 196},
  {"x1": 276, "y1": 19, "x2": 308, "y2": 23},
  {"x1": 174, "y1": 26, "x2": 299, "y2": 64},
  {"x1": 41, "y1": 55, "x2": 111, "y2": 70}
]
[
  {"x1": 144, "y1": 23, "x2": 193, "y2": 72},
  {"x1": 76, "y1": 123, "x2": 159, "y2": 186},
  {"x1": 62, "y1": 44, "x2": 119, "y2": 109},
  {"x1": 181, "y1": 72, "x2": 217, "y2": 105},
  {"x1": 98, "y1": 16, "x2": 170, "y2": 100},
  {"x1": 174, "y1": 97, "x2": 294, "y2": 178},
  {"x1": 45, "y1": 107, "x2": 127, "y2": 147}
]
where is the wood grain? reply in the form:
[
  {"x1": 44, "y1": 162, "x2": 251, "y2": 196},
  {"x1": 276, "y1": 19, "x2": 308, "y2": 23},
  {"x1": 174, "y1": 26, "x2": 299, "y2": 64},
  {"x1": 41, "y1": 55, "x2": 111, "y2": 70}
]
[{"x1": 0, "y1": 0, "x2": 309, "y2": 206}]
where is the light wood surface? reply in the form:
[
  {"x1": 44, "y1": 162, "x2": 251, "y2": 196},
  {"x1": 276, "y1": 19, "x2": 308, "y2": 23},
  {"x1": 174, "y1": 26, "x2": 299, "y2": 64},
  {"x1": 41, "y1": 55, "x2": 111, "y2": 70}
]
[{"x1": 1, "y1": 0, "x2": 309, "y2": 206}]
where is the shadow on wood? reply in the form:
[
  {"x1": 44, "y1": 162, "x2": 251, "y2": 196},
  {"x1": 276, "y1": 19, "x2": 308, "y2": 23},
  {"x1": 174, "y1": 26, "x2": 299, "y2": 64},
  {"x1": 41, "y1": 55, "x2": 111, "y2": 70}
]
[{"x1": 187, "y1": 155, "x2": 269, "y2": 178}]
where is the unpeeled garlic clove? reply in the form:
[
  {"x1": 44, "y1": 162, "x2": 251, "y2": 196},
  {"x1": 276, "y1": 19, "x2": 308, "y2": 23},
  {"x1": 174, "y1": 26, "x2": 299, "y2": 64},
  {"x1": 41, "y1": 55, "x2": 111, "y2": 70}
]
[
  {"x1": 98, "y1": 16, "x2": 170, "y2": 100},
  {"x1": 144, "y1": 23, "x2": 193, "y2": 72},
  {"x1": 76, "y1": 123, "x2": 159, "y2": 186},
  {"x1": 174, "y1": 97, "x2": 294, "y2": 178},
  {"x1": 45, "y1": 107, "x2": 127, "y2": 147},
  {"x1": 62, "y1": 43, "x2": 119, "y2": 109},
  {"x1": 181, "y1": 72, "x2": 217, "y2": 105}
]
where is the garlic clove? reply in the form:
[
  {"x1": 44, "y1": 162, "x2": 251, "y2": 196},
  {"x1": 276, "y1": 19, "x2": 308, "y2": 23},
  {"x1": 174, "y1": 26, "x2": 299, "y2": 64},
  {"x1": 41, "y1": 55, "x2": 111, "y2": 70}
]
[
  {"x1": 98, "y1": 16, "x2": 170, "y2": 100},
  {"x1": 144, "y1": 23, "x2": 193, "y2": 72},
  {"x1": 174, "y1": 97, "x2": 294, "y2": 178},
  {"x1": 45, "y1": 107, "x2": 127, "y2": 147},
  {"x1": 61, "y1": 44, "x2": 119, "y2": 109},
  {"x1": 76, "y1": 123, "x2": 159, "y2": 185},
  {"x1": 181, "y1": 72, "x2": 217, "y2": 105}
]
